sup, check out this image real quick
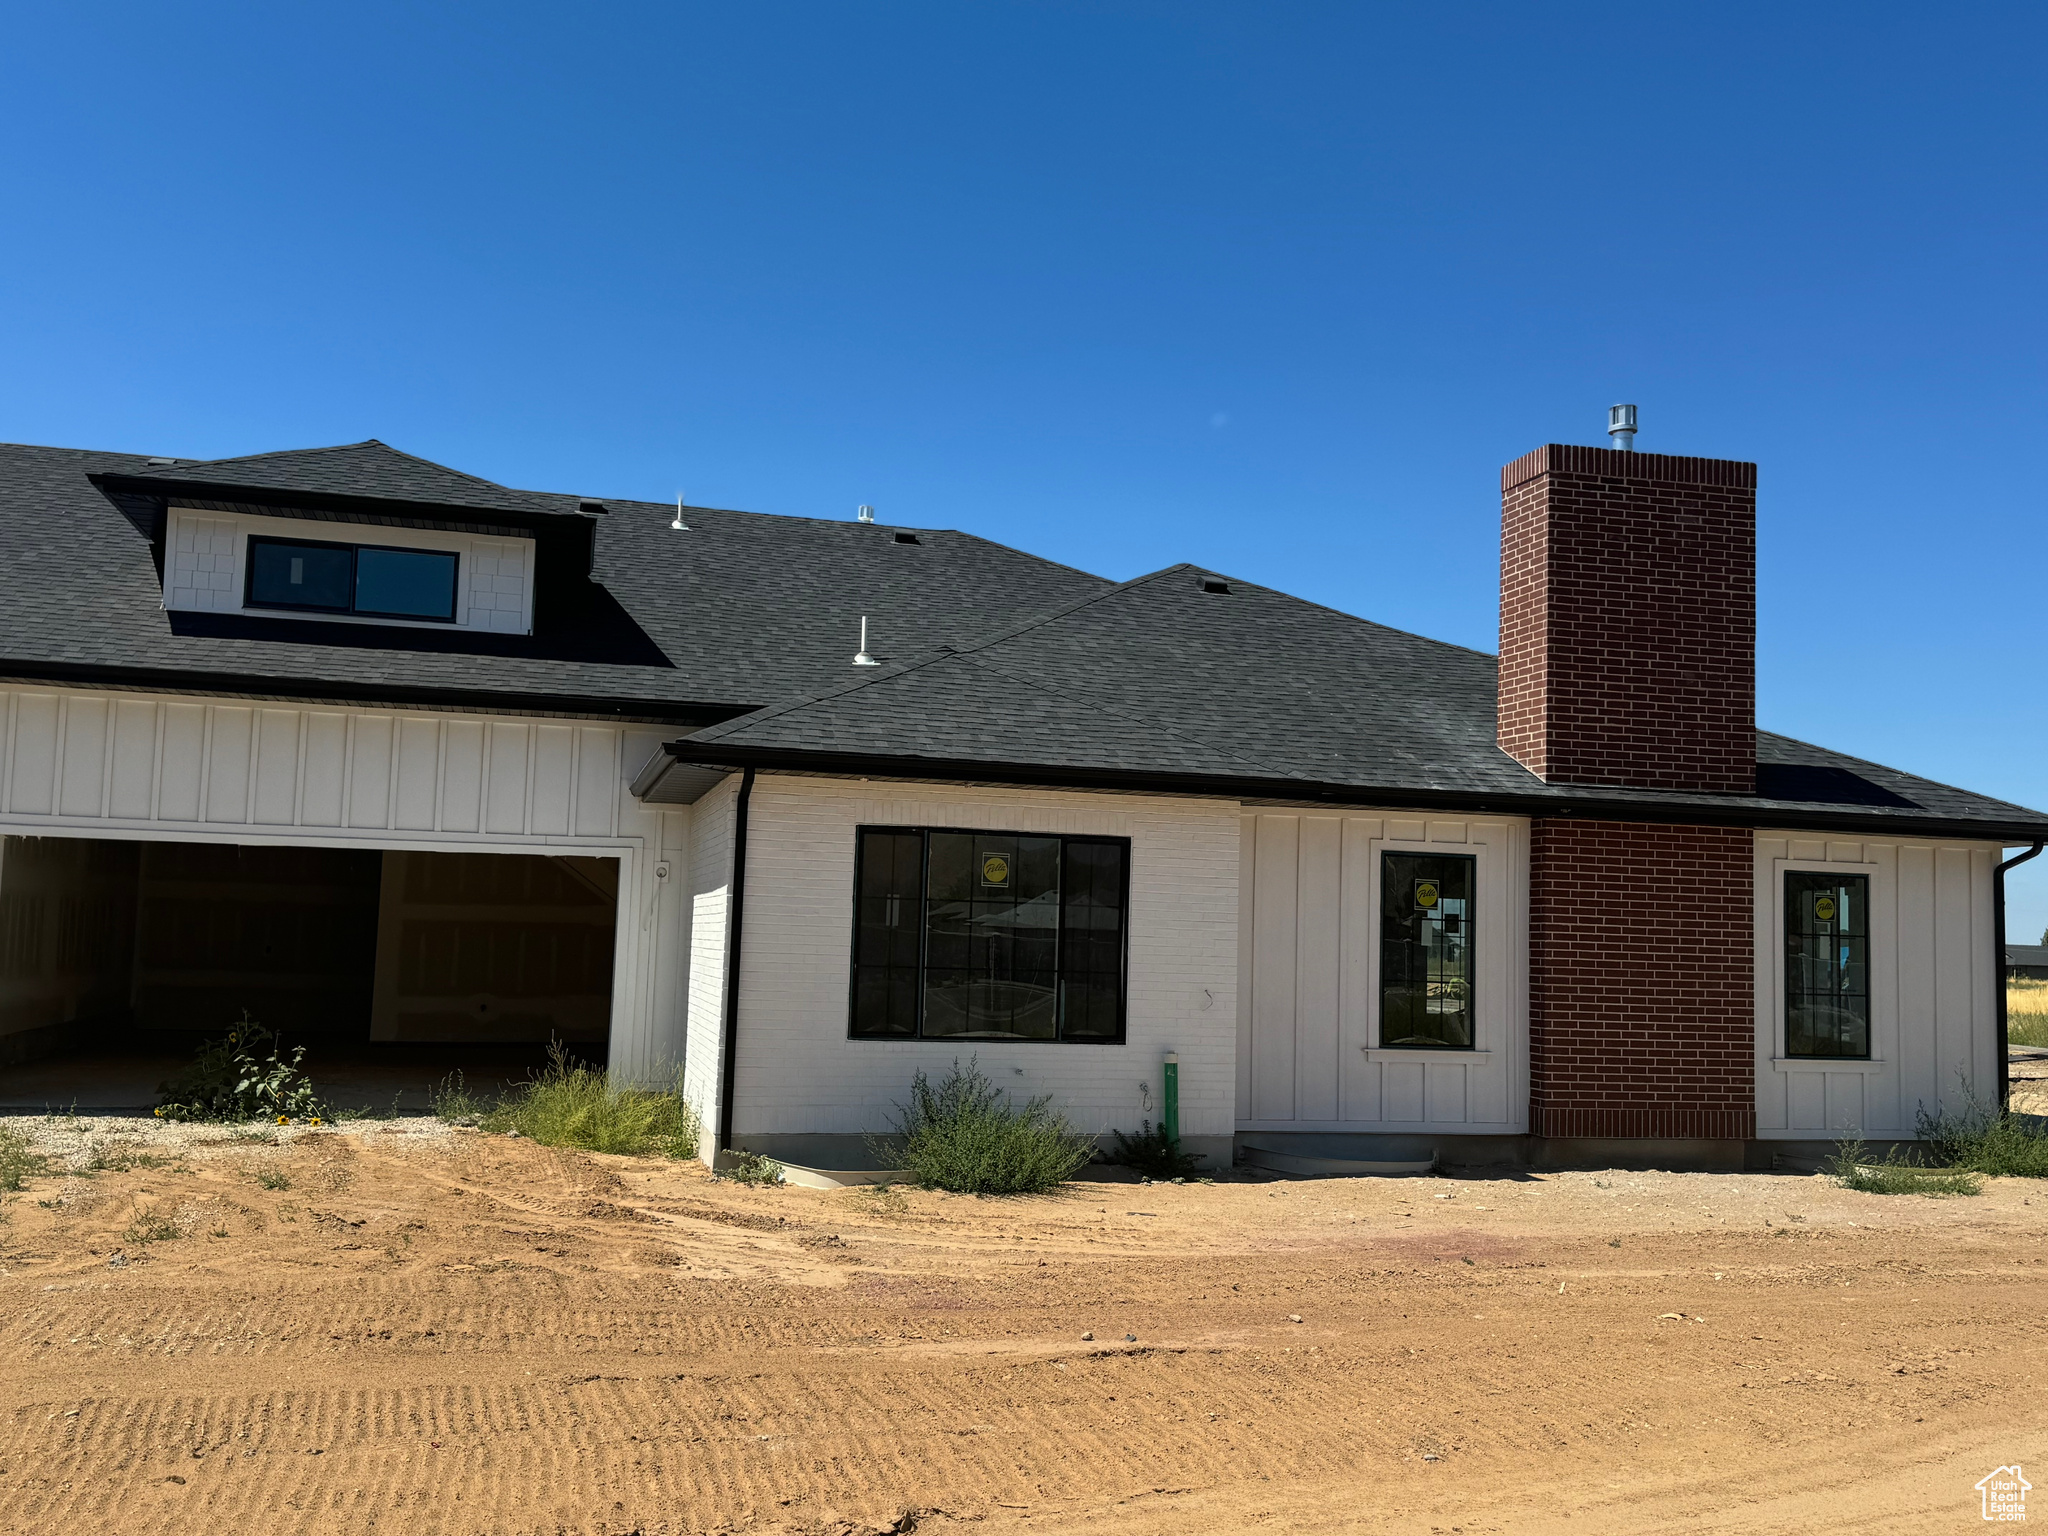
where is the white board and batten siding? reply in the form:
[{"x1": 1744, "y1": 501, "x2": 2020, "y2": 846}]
[
  {"x1": 0, "y1": 683, "x2": 691, "y2": 1083},
  {"x1": 1754, "y1": 831, "x2": 2001, "y2": 1138},
  {"x1": 1237, "y1": 811, "x2": 1530, "y2": 1135}
]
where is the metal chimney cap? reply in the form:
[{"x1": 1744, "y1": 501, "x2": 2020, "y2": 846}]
[
  {"x1": 856, "y1": 504, "x2": 876, "y2": 523},
  {"x1": 1608, "y1": 403, "x2": 1638, "y2": 450}
]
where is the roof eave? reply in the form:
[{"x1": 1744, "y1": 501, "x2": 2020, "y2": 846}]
[
  {"x1": 649, "y1": 741, "x2": 2048, "y2": 843},
  {"x1": 0, "y1": 657, "x2": 752, "y2": 728}
]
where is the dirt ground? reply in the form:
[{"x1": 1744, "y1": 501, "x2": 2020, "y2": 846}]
[{"x1": 0, "y1": 1117, "x2": 2043, "y2": 1536}]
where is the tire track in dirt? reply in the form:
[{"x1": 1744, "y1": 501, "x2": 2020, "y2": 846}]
[
  {"x1": 7, "y1": 1306, "x2": 2033, "y2": 1535},
  {"x1": 4, "y1": 1130, "x2": 2046, "y2": 1533}
]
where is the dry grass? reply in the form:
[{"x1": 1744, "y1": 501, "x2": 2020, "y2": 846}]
[
  {"x1": 474, "y1": 1045, "x2": 702, "y2": 1160},
  {"x1": 2010, "y1": 977, "x2": 2048, "y2": 1049}
]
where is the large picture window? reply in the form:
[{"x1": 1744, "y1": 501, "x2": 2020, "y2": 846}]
[
  {"x1": 1785, "y1": 871, "x2": 1870, "y2": 1058},
  {"x1": 850, "y1": 827, "x2": 1129, "y2": 1042},
  {"x1": 1379, "y1": 851, "x2": 1476, "y2": 1049},
  {"x1": 247, "y1": 535, "x2": 460, "y2": 623}
]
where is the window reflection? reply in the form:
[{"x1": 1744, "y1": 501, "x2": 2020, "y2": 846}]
[
  {"x1": 850, "y1": 828, "x2": 1128, "y2": 1042},
  {"x1": 1379, "y1": 852, "x2": 1476, "y2": 1049},
  {"x1": 1785, "y1": 872, "x2": 1870, "y2": 1058}
]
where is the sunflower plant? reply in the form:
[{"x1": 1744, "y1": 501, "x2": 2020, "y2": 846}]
[{"x1": 156, "y1": 1013, "x2": 328, "y2": 1124}]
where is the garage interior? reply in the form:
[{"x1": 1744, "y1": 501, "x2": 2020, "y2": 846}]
[{"x1": 0, "y1": 834, "x2": 618, "y2": 1112}]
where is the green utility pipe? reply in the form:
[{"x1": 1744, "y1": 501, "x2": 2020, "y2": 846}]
[{"x1": 1162, "y1": 1051, "x2": 1180, "y2": 1146}]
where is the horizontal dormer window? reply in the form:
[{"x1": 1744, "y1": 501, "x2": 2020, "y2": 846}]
[
  {"x1": 248, "y1": 536, "x2": 459, "y2": 622},
  {"x1": 164, "y1": 507, "x2": 534, "y2": 635}
]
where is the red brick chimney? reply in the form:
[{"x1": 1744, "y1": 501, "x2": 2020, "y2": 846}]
[
  {"x1": 1497, "y1": 444, "x2": 1757, "y2": 793},
  {"x1": 1500, "y1": 441, "x2": 1761, "y2": 1149}
]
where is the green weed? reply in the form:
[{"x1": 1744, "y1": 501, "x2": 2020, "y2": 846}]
[
  {"x1": 1826, "y1": 1139, "x2": 1982, "y2": 1196},
  {"x1": 882, "y1": 1057, "x2": 1094, "y2": 1196},
  {"x1": 156, "y1": 1013, "x2": 327, "y2": 1123},
  {"x1": 430, "y1": 1070, "x2": 491, "y2": 1126},
  {"x1": 719, "y1": 1151, "x2": 785, "y2": 1186},
  {"x1": 1111, "y1": 1121, "x2": 1205, "y2": 1179},
  {"x1": 0, "y1": 1128, "x2": 49, "y2": 1192},
  {"x1": 481, "y1": 1044, "x2": 701, "y2": 1159},
  {"x1": 85, "y1": 1143, "x2": 174, "y2": 1174},
  {"x1": 1917, "y1": 1082, "x2": 2048, "y2": 1178},
  {"x1": 123, "y1": 1201, "x2": 182, "y2": 1245},
  {"x1": 249, "y1": 1168, "x2": 292, "y2": 1191}
]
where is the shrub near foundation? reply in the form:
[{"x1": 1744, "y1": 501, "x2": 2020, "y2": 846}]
[
  {"x1": 1918, "y1": 1086, "x2": 2048, "y2": 1179},
  {"x1": 480, "y1": 1044, "x2": 701, "y2": 1159},
  {"x1": 884, "y1": 1058, "x2": 1094, "y2": 1196}
]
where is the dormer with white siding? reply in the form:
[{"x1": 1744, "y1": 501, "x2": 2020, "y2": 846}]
[{"x1": 163, "y1": 505, "x2": 535, "y2": 635}]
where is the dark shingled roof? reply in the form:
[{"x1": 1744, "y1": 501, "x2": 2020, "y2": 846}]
[
  {"x1": 134, "y1": 439, "x2": 581, "y2": 517},
  {"x1": 665, "y1": 564, "x2": 2048, "y2": 839},
  {"x1": 0, "y1": 440, "x2": 1111, "y2": 720},
  {"x1": 3, "y1": 436, "x2": 2044, "y2": 839}
]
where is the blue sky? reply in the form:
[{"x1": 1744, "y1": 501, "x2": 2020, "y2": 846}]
[{"x1": 4, "y1": 4, "x2": 2045, "y2": 928}]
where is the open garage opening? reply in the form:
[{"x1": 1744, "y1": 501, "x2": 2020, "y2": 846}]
[{"x1": 0, "y1": 834, "x2": 619, "y2": 1112}]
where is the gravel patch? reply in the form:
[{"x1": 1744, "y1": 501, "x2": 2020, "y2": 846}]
[{"x1": 0, "y1": 1112, "x2": 456, "y2": 1170}]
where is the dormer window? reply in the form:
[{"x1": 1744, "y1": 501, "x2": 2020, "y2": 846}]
[
  {"x1": 164, "y1": 507, "x2": 534, "y2": 634},
  {"x1": 248, "y1": 536, "x2": 461, "y2": 622}
]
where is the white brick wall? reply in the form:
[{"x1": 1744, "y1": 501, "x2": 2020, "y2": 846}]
[{"x1": 727, "y1": 775, "x2": 1241, "y2": 1140}]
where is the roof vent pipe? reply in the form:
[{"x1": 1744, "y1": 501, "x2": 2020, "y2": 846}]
[
  {"x1": 671, "y1": 493, "x2": 689, "y2": 531},
  {"x1": 1608, "y1": 403, "x2": 1637, "y2": 451},
  {"x1": 856, "y1": 504, "x2": 875, "y2": 523},
  {"x1": 852, "y1": 615, "x2": 881, "y2": 667}
]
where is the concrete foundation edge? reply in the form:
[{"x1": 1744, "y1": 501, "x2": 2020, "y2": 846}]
[
  {"x1": 1229, "y1": 1132, "x2": 1928, "y2": 1174},
  {"x1": 731, "y1": 1132, "x2": 1240, "y2": 1174},
  {"x1": 726, "y1": 1130, "x2": 1908, "y2": 1178}
]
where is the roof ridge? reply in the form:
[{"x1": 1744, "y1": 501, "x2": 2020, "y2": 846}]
[
  {"x1": 689, "y1": 566, "x2": 1196, "y2": 745},
  {"x1": 688, "y1": 563, "x2": 1307, "y2": 780},
  {"x1": 366, "y1": 439, "x2": 518, "y2": 491},
  {"x1": 172, "y1": 439, "x2": 381, "y2": 470},
  {"x1": 166, "y1": 439, "x2": 519, "y2": 494},
  {"x1": 939, "y1": 563, "x2": 1198, "y2": 660},
  {"x1": 559, "y1": 498, "x2": 1115, "y2": 586},
  {"x1": 688, "y1": 641, "x2": 973, "y2": 744},
  {"x1": 1188, "y1": 564, "x2": 1502, "y2": 664}
]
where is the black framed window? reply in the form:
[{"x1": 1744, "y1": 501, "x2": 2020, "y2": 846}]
[
  {"x1": 1379, "y1": 851, "x2": 1476, "y2": 1049},
  {"x1": 246, "y1": 536, "x2": 460, "y2": 623},
  {"x1": 1785, "y1": 871, "x2": 1870, "y2": 1058},
  {"x1": 850, "y1": 826, "x2": 1129, "y2": 1042}
]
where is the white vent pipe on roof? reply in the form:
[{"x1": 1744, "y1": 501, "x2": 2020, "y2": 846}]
[
  {"x1": 671, "y1": 493, "x2": 689, "y2": 531},
  {"x1": 857, "y1": 504, "x2": 875, "y2": 523},
  {"x1": 852, "y1": 615, "x2": 881, "y2": 667},
  {"x1": 1608, "y1": 403, "x2": 1637, "y2": 451}
]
